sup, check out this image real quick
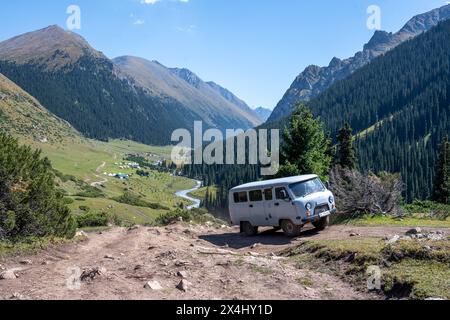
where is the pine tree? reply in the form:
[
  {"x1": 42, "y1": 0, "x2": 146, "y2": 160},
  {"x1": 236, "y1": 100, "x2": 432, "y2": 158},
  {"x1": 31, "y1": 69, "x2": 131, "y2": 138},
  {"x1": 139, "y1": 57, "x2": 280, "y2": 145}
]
[
  {"x1": 276, "y1": 104, "x2": 332, "y2": 180},
  {"x1": 0, "y1": 132, "x2": 76, "y2": 239},
  {"x1": 432, "y1": 136, "x2": 450, "y2": 204},
  {"x1": 336, "y1": 123, "x2": 357, "y2": 170}
]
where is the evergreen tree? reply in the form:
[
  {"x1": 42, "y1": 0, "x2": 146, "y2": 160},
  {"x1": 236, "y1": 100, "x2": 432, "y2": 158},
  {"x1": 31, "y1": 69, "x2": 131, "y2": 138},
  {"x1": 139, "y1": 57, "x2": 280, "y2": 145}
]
[
  {"x1": 276, "y1": 104, "x2": 331, "y2": 180},
  {"x1": 0, "y1": 132, "x2": 76, "y2": 239},
  {"x1": 432, "y1": 136, "x2": 450, "y2": 204},
  {"x1": 336, "y1": 123, "x2": 357, "y2": 170}
]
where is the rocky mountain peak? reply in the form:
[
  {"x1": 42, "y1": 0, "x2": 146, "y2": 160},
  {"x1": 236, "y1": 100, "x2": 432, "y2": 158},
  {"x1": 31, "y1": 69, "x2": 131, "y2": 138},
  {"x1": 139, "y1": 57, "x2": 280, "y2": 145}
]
[
  {"x1": 267, "y1": 4, "x2": 450, "y2": 123},
  {"x1": 170, "y1": 68, "x2": 202, "y2": 88},
  {"x1": 0, "y1": 25, "x2": 104, "y2": 69}
]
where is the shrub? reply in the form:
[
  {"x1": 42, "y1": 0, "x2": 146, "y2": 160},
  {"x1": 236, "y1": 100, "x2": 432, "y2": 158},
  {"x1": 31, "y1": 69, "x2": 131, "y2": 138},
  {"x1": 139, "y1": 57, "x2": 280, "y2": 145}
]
[
  {"x1": 153, "y1": 208, "x2": 226, "y2": 226},
  {"x1": 112, "y1": 192, "x2": 169, "y2": 210},
  {"x1": 329, "y1": 166, "x2": 403, "y2": 217},
  {"x1": 75, "y1": 212, "x2": 109, "y2": 228},
  {"x1": 404, "y1": 200, "x2": 450, "y2": 219},
  {"x1": 62, "y1": 197, "x2": 74, "y2": 205},
  {"x1": 75, "y1": 185, "x2": 105, "y2": 198},
  {"x1": 154, "y1": 209, "x2": 192, "y2": 226},
  {"x1": 0, "y1": 133, "x2": 76, "y2": 239}
]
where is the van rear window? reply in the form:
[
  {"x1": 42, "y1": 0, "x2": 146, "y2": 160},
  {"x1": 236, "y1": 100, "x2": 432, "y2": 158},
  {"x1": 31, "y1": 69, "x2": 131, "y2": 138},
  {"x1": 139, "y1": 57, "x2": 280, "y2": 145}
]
[
  {"x1": 233, "y1": 192, "x2": 248, "y2": 203},
  {"x1": 249, "y1": 190, "x2": 263, "y2": 202}
]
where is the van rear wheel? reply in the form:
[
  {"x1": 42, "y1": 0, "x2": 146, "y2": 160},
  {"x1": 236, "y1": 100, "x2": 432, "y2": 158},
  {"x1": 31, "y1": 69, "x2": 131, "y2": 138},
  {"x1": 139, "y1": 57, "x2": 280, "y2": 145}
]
[
  {"x1": 241, "y1": 222, "x2": 258, "y2": 236},
  {"x1": 313, "y1": 216, "x2": 330, "y2": 231},
  {"x1": 281, "y1": 220, "x2": 302, "y2": 237}
]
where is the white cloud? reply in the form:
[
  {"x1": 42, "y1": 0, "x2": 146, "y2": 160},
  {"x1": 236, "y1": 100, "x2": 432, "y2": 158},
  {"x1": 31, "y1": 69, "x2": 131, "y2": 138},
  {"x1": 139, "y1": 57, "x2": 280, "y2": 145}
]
[
  {"x1": 133, "y1": 19, "x2": 145, "y2": 25},
  {"x1": 140, "y1": 0, "x2": 189, "y2": 5},
  {"x1": 140, "y1": 0, "x2": 160, "y2": 4}
]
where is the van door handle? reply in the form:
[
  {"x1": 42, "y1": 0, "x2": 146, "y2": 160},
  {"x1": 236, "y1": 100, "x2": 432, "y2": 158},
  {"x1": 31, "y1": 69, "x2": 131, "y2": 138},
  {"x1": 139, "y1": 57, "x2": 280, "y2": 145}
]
[
  {"x1": 274, "y1": 203, "x2": 280, "y2": 206},
  {"x1": 249, "y1": 204, "x2": 254, "y2": 208}
]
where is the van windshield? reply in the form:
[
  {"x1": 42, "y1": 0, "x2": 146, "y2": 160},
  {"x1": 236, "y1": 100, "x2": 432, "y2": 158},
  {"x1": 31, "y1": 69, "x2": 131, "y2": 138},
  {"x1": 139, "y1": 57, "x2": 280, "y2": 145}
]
[{"x1": 289, "y1": 178, "x2": 325, "y2": 198}]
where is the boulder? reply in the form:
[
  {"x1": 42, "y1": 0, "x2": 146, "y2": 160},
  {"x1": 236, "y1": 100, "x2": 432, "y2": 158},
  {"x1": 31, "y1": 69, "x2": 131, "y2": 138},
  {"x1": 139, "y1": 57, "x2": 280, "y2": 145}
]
[
  {"x1": 387, "y1": 235, "x2": 401, "y2": 244},
  {"x1": 144, "y1": 280, "x2": 163, "y2": 291},
  {"x1": 177, "y1": 271, "x2": 188, "y2": 279},
  {"x1": 405, "y1": 227, "x2": 422, "y2": 235},
  {"x1": 0, "y1": 270, "x2": 18, "y2": 280},
  {"x1": 176, "y1": 279, "x2": 191, "y2": 292}
]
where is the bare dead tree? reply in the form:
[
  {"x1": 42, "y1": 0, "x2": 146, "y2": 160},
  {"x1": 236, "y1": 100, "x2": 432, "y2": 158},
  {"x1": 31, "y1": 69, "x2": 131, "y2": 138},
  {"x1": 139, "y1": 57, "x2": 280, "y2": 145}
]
[{"x1": 329, "y1": 166, "x2": 403, "y2": 217}]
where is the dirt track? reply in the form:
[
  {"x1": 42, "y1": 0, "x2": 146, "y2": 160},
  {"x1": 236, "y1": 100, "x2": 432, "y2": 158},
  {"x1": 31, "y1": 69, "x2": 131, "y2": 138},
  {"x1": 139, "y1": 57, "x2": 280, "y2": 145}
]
[{"x1": 0, "y1": 224, "x2": 447, "y2": 300}]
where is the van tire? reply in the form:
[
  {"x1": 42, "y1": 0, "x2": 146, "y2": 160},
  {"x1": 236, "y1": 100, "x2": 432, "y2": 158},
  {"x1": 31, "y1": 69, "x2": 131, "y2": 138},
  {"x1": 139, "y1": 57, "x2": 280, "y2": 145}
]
[
  {"x1": 241, "y1": 222, "x2": 258, "y2": 236},
  {"x1": 281, "y1": 220, "x2": 302, "y2": 237},
  {"x1": 313, "y1": 216, "x2": 330, "y2": 231}
]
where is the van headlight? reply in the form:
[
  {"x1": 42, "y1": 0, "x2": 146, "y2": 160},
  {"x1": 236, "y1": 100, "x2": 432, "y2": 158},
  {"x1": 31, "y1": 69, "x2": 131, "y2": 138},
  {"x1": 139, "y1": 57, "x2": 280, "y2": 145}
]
[
  {"x1": 329, "y1": 196, "x2": 334, "y2": 204},
  {"x1": 305, "y1": 203, "x2": 312, "y2": 211}
]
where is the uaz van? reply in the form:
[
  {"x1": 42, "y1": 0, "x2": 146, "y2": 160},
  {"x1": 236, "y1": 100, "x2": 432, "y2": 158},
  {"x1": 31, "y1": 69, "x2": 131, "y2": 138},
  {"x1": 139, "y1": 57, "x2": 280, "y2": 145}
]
[{"x1": 229, "y1": 175, "x2": 337, "y2": 237}]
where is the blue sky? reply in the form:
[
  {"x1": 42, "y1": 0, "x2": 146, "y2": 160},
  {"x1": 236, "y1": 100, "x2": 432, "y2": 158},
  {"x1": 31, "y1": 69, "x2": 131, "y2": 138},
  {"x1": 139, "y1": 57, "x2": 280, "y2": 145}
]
[{"x1": 0, "y1": 0, "x2": 447, "y2": 109}]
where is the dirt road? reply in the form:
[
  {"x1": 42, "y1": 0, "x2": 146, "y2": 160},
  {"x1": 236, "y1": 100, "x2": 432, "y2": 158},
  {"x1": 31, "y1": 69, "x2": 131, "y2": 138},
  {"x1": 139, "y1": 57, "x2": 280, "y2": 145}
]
[
  {"x1": 1, "y1": 224, "x2": 447, "y2": 300},
  {"x1": 90, "y1": 161, "x2": 107, "y2": 187}
]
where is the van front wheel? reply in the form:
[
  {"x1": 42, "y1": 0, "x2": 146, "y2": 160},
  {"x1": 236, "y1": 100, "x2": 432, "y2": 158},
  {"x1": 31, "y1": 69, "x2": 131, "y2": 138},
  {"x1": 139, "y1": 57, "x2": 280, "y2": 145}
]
[
  {"x1": 281, "y1": 220, "x2": 302, "y2": 237},
  {"x1": 241, "y1": 222, "x2": 258, "y2": 236},
  {"x1": 313, "y1": 216, "x2": 330, "y2": 231}
]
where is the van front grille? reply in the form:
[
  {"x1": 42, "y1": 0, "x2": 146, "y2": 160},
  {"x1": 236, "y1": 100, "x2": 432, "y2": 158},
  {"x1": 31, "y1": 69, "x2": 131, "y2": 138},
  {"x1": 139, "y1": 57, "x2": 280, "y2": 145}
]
[{"x1": 315, "y1": 204, "x2": 329, "y2": 215}]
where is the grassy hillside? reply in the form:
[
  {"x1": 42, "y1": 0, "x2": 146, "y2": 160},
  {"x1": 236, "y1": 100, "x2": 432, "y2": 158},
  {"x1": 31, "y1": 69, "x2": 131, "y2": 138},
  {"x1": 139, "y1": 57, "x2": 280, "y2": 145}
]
[{"x1": 0, "y1": 73, "x2": 81, "y2": 143}]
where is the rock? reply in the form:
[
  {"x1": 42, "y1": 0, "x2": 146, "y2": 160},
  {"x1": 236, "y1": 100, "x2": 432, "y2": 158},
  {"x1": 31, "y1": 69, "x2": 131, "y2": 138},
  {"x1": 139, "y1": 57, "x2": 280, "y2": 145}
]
[
  {"x1": 0, "y1": 270, "x2": 18, "y2": 280},
  {"x1": 344, "y1": 253, "x2": 357, "y2": 263},
  {"x1": 176, "y1": 279, "x2": 191, "y2": 292},
  {"x1": 75, "y1": 231, "x2": 87, "y2": 238},
  {"x1": 405, "y1": 227, "x2": 422, "y2": 235},
  {"x1": 19, "y1": 260, "x2": 32, "y2": 265},
  {"x1": 175, "y1": 261, "x2": 188, "y2": 267},
  {"x1": 144, "y1": 280, "x2": 163, "y2": 291},
  {"x1": 134, "y1": 265, "x2": 143, "y2": 271},
  {"x1": 9, "y1": 292, "x2": 26, "y2": 300},
  {"x1": 250, "y1": 243, "x2": 260, "y2": 249},
  {"x1": 177, "y1": 271, "x2": 188, "y2": 279},
  {"x1": 387, "y1": 235, "x2": 401, "y2": 244},
  {"x1": 382, "y1": 259, "x2": 392, "y2": 268},
  {"x1": 426, "y1": 233, "x2": 444, "y2": 241},
  {"x1": 349, "y1": 233, "x2": 359, "y2": 237},
  {"x1": 80, "y1": 268, "x2": 102, "y2": 282},
  {"x1": 128, "y1": 226, "x2": 139, "y2": 232},
  {"x1": 104, "y1": 255, "x2": 115, "y2": 260}
]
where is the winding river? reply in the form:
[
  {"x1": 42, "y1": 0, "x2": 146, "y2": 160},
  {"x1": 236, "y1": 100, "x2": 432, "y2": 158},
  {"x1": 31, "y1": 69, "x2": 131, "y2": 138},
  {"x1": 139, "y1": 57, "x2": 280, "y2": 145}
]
[{"x1": 175, "y1": 180, "x2": 202, "y2": 210}]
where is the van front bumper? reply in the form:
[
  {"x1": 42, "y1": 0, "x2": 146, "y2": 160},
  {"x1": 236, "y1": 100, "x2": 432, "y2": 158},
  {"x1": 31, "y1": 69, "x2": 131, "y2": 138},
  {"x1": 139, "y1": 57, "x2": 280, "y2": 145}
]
[{"x1": 302, "y1": 208, "x2": 337, "y2": 223}]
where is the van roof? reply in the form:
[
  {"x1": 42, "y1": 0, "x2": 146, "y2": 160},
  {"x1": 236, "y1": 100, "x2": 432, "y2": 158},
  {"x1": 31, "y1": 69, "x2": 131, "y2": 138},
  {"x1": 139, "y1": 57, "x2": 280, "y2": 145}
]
[{"x1": 230, "y1": 175, "x2": 318, "y2": 192}]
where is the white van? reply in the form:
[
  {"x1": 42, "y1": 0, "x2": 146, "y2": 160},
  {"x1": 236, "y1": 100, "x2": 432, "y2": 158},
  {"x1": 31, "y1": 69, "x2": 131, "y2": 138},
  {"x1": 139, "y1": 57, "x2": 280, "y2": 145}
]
[{"x1": 229, "y1": 175, "x2": 337, "y2": 237}]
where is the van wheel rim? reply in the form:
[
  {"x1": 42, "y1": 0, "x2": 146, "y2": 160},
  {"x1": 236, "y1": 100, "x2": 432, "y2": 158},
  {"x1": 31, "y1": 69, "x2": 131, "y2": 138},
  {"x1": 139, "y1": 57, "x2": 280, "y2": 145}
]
[{"x1": 286, "y1": 223, "x2": 293, "y2": 233}]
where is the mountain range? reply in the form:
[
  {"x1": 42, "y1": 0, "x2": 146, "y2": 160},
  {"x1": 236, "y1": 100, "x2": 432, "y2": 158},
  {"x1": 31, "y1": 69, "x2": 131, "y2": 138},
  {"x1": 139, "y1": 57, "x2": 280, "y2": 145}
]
[
  {"x1": 267, "y1": 4, "x2": 450, "y2": 123},
  {"x1": 0, "y1": 26, "x2": 260, "y2": 146},
  {"x1": 254, "y1": 107, "x2": 272, "y2": 122}
]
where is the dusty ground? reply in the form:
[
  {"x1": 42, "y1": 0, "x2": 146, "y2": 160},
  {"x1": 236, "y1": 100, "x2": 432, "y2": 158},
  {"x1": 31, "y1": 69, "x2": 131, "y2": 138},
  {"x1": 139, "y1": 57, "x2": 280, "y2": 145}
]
[{"x1": 0, "y1": 224, "x2": 448, "y2": 300}]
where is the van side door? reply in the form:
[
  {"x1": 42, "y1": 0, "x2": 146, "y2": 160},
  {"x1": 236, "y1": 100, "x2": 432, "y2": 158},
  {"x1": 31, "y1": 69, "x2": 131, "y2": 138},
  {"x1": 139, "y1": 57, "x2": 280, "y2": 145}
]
[
  {"x1": 248, "y1": 190, "x2": 267, "y2": 226},
  {"x1": 263, "y1": 188, "x2": 277, "y2": 226},
  {"x1": 273, "y1": 187, "x2": 298, "y2": 223}
]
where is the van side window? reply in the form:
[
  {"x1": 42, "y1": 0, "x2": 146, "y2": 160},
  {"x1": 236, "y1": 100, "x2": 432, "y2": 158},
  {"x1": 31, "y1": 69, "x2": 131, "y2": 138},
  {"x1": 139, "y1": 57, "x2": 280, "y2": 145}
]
[
  {"x1": 275, "y1": 187, "x2": 289, "y2": 200},
  {"x1": 249, "y1": 190, "x2": 263, "y2": 202},
  {"x1": 234, "y1": 192, "x2": 248, "y2": 203},
  {"x1": 264, "y1": 188, "x2": 273, "y2": 201}
]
